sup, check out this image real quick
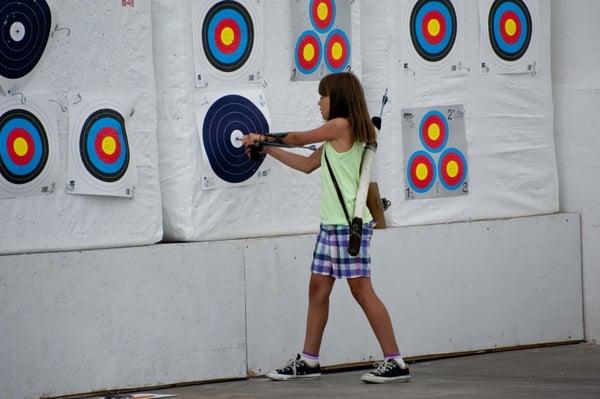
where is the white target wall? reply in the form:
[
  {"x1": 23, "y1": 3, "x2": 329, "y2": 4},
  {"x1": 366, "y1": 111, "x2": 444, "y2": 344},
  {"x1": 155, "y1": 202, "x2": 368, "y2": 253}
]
[
  {"x1": 155, "y1": 0, "x2": 557, "y2": 242},
  {"x1": 0, "y1": 1, "x2": 162, "y2": 254}
]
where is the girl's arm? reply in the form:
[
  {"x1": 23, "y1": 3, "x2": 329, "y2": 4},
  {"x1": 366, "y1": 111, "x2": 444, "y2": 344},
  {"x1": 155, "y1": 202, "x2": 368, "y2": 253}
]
[
  {"x1": 263, "y1": 145, "x2": 322, "y2": 174},
  {"x1": 269, "y1": 118, "x2": 351, "y2": 147}
]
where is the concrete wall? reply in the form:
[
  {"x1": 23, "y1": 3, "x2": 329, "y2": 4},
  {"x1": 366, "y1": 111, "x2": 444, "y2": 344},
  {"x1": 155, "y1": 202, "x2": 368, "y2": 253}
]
[
  {"x1": 0, "y1": 214, "x2": 582, "y2": 398},
  {"x1": 551, "y1": 0, "x2": 600, "y2": 342}
]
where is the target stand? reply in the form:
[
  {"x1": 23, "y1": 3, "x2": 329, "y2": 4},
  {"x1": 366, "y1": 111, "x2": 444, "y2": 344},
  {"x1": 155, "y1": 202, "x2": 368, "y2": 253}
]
[
  {"x1": 401, "y1": 0, "x2": 465, "y2": 75},
  {"x1": 195, "y1": 89, "x2": 271, "y2": 190},
  {"x1": 402, "y1": 104, "x2": 469, "y2": 200},
  {"x1": 291, "y1": 0, "x2": 352, "y2": 81},
  {"x1": 0, "y1": 96, "x2": 58, "y2": 199},
  {"x1": 192, "y1": 0, "x2": 264, "y2": 88},
  {"x1": 479, "y1": 0, "x2": 538, "y2": 74},
  {"x1": 0, "y1": 0, "x2": 54, "y2": 95},
  {"x1": 66, "y1": 95, "x2": 137, "y2": 199}
]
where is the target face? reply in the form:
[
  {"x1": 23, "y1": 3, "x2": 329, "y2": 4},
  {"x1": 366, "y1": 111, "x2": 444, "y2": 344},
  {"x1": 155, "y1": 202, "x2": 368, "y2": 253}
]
[
  {"x1": 79, "y1": 109, "x2": 130, "y2": 183},
  {"x1": 419, "y1": 110, "x2": 449, "y2": 153},
  {"x1": 488, "y1": 0, "x2": 532, "y2": 61},
  {"x1": 202, "y1": 0, "x2": 254, "y2": 73},
  {"x1": 0, "y1": 109, "x2": 48, "y2": 185},
  {"x1": 202, "y1": 94, "x2": 269, "y2": 184},
  {"x1": 0, "y1": 0, "x2": 52, "y2": 81},
  {"x1": 310, "y1": 0, "x2": 336, "y2": 33},
  {"x1": 407, "y1": 151, "x2": 436, "y2": 193},
  {"x1": 410, "y1": 0, "x2": 457, "y2": 62},
  {"x1": 438, "y1": 147, "x2": 467, "y2": 190},
  {"x1": 324, "y1": 28, "x2": 351, "y2": 73},
  {"x1": 295, "y1": 30, "x2": 322, "y2": 75}
]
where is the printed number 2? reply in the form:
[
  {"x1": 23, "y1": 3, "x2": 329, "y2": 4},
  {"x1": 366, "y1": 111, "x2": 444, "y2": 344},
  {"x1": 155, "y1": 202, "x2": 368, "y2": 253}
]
[
  {"x1": 462, "y1": 182, "x2": 469, "y2": 193},
  {"x1": 447, "y1": 108, "x2": 454, "y2": 120}
]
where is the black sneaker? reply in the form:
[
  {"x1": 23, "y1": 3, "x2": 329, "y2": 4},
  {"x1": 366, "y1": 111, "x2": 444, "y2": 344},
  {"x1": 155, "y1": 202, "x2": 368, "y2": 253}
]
[
  {"x1": 361, "y1": 359, "x2": 411, "y2": 383},
  {"x1": 265, "y1": 354, "x2": 322, "y2": 381}
]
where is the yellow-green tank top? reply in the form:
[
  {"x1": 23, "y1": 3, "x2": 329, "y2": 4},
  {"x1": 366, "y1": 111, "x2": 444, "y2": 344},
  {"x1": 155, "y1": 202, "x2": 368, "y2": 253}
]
[{"x1": 320, "y1": 140, "x2": 373, "y2": 225}]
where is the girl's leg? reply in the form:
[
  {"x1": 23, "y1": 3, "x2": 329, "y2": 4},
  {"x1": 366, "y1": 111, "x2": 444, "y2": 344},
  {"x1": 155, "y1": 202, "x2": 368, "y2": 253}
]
[
  {"x1": 303, "y1": 273, "x2": 336, "y2": 355},
  {"x1": 347, "y1": 277, "x2": 399, "y2": 355}
]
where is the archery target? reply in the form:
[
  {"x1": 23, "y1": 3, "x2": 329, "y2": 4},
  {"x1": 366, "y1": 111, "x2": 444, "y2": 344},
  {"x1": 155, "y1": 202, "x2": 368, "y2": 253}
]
[
  {"x1": 324, "y1": 29, "x2": 351, "y2": 73},
  {"x1": 402, "y1": 0, "x2": 464, "y2": 73},
  {"x1": 0, "y1": 97, "x2": 58, "y2": 199},
  {"x1": 402, "y1": 104, "x2": 469, "y2": 200},
  {"x1": 406, "y1": 151, "x2": 436, "y2": 193},
  {"x1": 295, "y1": 30, "x2": 323, "y2": 75},
  {"x1": 0, "y1": 0, "x2": 53, "y2": 95},
  {"x1": 480, "y1": 0, "x2": 538, "y2": 73},
  {"x1": 438, "y1": 147, "x2": 467, "y2": 190},
  {"x1": 310, "y1": 0, "x2": 336, "y2": 33},
  {"x1": 291, "y1": 0, "x2": 352, "y2": 81},
  {"x1": 419, "y1": 110, "x2": 449, "y2": 153},
  {"x1": 67, "y1": 96, "x2": 137, "y2": 198},
  {"x1": 195, "y1": 89, "x2": 271, "y2": 189},
  {"x1": 192, "y1": 0, "x2": 264, "y2": 88}
]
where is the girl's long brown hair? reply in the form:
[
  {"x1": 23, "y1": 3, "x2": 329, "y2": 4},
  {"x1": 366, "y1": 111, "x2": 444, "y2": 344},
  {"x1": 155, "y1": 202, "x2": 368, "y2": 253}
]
[{"x1": 318, "y1": 72, "x2": 376, "y2": 144}]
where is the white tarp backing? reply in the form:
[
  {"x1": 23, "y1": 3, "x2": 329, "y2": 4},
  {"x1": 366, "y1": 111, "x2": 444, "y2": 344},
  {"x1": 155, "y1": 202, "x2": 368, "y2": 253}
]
[{"x1": 0, "y1": 1, "x2": 162, "y2": 254}]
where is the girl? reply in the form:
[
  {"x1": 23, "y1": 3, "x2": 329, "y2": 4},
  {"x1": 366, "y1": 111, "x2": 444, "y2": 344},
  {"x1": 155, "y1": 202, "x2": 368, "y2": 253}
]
[{"x1": 243, "y1": 72, "x2": 410, "y2": 384}]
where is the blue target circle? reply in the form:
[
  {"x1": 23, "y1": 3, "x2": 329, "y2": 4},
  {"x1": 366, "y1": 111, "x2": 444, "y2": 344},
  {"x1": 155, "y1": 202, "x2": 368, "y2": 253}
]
[
  {"x1": 79, "y1": 109, "x2": 130, "y2": 183},
  {"x1": 202, "y1": 1, "x2": 254, "y2": 72},
  {"x1": 203, "y1": 95, "x2": 269, "y2": 184},
  {"x1": 489, "y1": 0, "x2": 532, "y2": 61},
  {"x1": 295, "y1": 30, "x2": 323, "y2": 75},
  {"x1": 419, "y1": 110, "x2": 449, "y2": 153},
  {"x1": 0, "y1": 0, "x2": 52, "y2": 80},
  {"x1": 309, "y1": 0, "x2": 336, "y2": 34},
  {"x1": 406, "y1": 150, "x2": 436, "y2": 194},
  {"x1": 410, "y1": 0, "x2": 457, "y2": 62},
  {"x1": 438, "y1": 147, "x2": 467, "y2": 190},
  {"x1": 0, "y1": 109, "x2": 48, "y2": 185}
]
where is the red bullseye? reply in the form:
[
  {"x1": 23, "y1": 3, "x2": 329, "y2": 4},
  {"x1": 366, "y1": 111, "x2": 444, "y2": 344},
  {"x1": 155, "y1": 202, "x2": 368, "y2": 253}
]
[
  {"x1": 215, "y1": 18, "x2": 241, "y2": 54},
  {"x1": 7, "y1": 128, "x2": 34, "y2": 166},
  {"x1": 499, "y1": 11, "x2": 521, "y2": 44},
  {"x1": 422, "y1": 10, "x2": 446, "y2": 45},
  {"x1": 311, "y1": 0, "x2": 335, "y2": 33},
  {"x1": 296, "y1": 32, "x2": 321, "y2": 73},
  {"x1": 94, "y1": 128, "x2": 121, "y2": 164}
]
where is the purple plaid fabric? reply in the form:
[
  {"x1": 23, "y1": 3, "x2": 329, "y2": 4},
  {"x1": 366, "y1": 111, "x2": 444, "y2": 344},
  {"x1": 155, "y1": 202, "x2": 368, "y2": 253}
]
[{"x1": 311, "y1": 221, "x2": 375, "y2": 279}]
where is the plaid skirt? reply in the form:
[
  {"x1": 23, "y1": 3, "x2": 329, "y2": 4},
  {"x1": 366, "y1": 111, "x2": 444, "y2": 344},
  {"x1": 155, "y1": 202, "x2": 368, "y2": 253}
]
[{"x1": 311, "y1": 221, "x2": 375, "y2": 279}]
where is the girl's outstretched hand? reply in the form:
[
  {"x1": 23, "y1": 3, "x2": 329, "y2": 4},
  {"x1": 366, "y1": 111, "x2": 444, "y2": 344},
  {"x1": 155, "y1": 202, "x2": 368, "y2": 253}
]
[
  {"x1": 243, "y1": 133, "x2": 263, "y2": 147},
  {"x1": 244, "y1": 132, "x2": 265, "y2": 160}
]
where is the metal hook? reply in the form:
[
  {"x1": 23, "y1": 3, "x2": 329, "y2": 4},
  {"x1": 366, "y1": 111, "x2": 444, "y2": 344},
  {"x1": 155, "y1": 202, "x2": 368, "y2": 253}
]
[
  {"x1": 129, "y1": 108, "x2": 135, "y2": 118},
  {"x1": 52, "y1": 24, "x2": 71, "y2": 37},
  {"x1": 13, "y1": 92, "x2": 26, "y2": 105},
  {"x1": 72, "y1": 93, "x2": 82, "y2": 105},
  {"x1": 262, "y1": 80, "x2": 268, "y2": 88},
  {"x1": 49, "y1": 99, "x2": 67, "y2": 112},
  {"x1": 291, "y1": 68, "x2": 297, "y2": 80},
  {"x1": 403, "y1": 63, "x2": 416, "y2": 76}
]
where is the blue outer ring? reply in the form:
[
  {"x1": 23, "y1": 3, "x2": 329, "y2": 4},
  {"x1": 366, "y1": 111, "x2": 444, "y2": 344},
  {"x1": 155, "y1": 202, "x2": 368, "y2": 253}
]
[
  {"x1": 294, "y1": 30, "x2": 323, "y2": 75},
  {"x1": 410, "y1": 0, "x2": 457, "y2": 62},
  {"x1": 207, "y1": 8, "x2": 250, "y2": 65},
  {"x1": 488, "y1": 0, "x2": 532, "y2": 61},
  {"x1": 406, "y1": 150, "x2": 436, "y2": 194},
  {"x1": 309, "y1": 0, "x2": 337, "y2": 34},
  {"x1": 85, "y1": 117, "x2": 128, "y2": 175},
  {"x1": 0, "y1": 109, "x2": 48, "y2": 184},
  {"x1": 202, "y1": 95, "x2": 269, "y2": 184},
  {"x1": 438, "y1": 147, "x2": 468, "y2": 190},
  {"x1": 418, "y1": 110, "x2": 449, "y2": 153},
  {"x1": 324, "y1": 29, "x2": 351, "y2": 73}
]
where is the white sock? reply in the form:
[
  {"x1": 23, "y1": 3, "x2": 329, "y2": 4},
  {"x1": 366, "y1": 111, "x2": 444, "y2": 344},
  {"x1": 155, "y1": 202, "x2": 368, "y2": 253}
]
[
  {"x1": 301, "y1": 352, "x2": 319, "y2": 367},
  {"x1": 384, "y1": 353, "x2": 407, "y2": 369}
]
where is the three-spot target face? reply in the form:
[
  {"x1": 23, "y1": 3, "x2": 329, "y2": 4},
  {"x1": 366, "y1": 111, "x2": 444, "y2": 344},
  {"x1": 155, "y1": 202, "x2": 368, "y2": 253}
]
[
  {"x1": 203, "y1": 95, "x2": 269, "y2": 184},
  {"x1": 407, "y1": 151, "x2": 436, "y2": 193},
  {"x1": 0, "y1": 109, "x2": 48, "y2": 185},
  {"x1": 438, "y1": 148, "x2": 467, "y2": 190},
  {"x1": 488, "y1": 0, "x2": 532, "y2": 61},
  {"x1": 310, "y1": 0, "x2": 336, "y2": 33},
  {"x1": 324, "y1": 29, "x2": 351, "y2": 73},
  {"x1": 295, "y1": 30, "x2": 322, "y2": 75},
  {"x1": 79, "y1": 109, "x2": 130, "y2": 183},
  {"x1": 419, "y1": 110, "x2": 449, "y2": 153},
  {"x1": 0, "y1": 0, "x2": 52, "y2": 81},
  {"x1": 202, "y1": 0, "x2": 254, "y2": 73},
  {"x1": 410, "y1": 0, "x2": 457, "y2": 62}
]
